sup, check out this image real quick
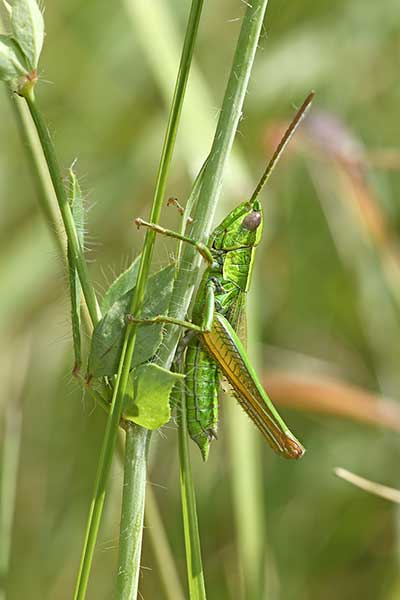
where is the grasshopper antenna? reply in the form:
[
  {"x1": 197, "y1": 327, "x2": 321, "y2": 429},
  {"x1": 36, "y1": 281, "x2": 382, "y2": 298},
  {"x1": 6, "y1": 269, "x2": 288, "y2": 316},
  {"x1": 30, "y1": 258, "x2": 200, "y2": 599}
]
[{"x1": 249, "y1": 91, "x2": 315, "y2": 204}]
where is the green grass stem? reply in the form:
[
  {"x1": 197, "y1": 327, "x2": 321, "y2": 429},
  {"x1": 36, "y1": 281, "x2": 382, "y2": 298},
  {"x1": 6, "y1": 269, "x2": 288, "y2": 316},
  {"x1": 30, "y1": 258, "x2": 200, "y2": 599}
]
[
  {"x1": 117, "y1": 423, "x2": 149, "y2": 599},
  {"x1": 7, "y1": 93, "x2": 65, "y2": 259},
  {"x1": 144, "y1": 486, "x2": 186, "y2": 600},
  {"x1": 177, "y1": 380, "x2": 207, "y2": 599},
  {"x1": 22, "y1": 91, "x2": 101, "y2": 327},
  {"x1": 154, "y1": 2, "x2": 270, "y2": 597},
  {"x1": 0, "y1": 390, "x2": 23, "y2": 599},
  {"x1": 72, "y1": 2, "x2": 204, "y2": 598}
]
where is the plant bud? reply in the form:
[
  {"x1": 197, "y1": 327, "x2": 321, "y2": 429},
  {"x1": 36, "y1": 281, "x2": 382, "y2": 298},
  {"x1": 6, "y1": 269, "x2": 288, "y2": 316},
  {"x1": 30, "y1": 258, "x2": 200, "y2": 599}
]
[{"x1": 0, "y1": 0, "x2": 44, "y2": 95}]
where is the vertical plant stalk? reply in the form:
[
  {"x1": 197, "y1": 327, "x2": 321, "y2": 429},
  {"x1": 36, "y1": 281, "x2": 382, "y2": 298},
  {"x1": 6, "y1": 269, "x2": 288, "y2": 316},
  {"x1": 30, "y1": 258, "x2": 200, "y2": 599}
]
[
  {"x1": 73, "y1": 2, "x2": 205, "y2": 599},
  {"x1": 7, "y1": 92, "x2": 94, "y2": 337},
  {"x1": 0, "y1": 341, "x2": 30, "y2": 599},
  {"x1": 21, "y1": 90, "x2": 101, "y2": 327},
  {"x1": 177, "y1": 382, "x2": 207, "y2": 598},
  {"x1": 159, "y1": 0, "x2": 271, "y2": 360},
  {"x1": 227, "y1": 401, "x2": 266, "y2": 598},
  {"x1": 117, "y1": 423, "x2": 149, "y2": 600},
  {"x1": 9, "y1": 8, "x2": 195, "y2": 592},
  {"x1": 0, "y1": 396, "x2": 22, "y2": 599},
  {"x1": 7, "y1": 93, "x2": 66, "y2": 258},
  {"x1": 153, "y1": 3, "x2": 270, "y2": 594},
  {"x1": 144, "y1": 487, "x2": 186, "y2": 600}
]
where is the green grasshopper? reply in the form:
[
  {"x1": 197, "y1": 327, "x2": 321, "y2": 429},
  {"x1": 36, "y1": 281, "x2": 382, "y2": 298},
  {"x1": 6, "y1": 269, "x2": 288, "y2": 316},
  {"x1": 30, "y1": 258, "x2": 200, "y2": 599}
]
[{"x1": 131, "y1": 92, "x2": 314, "y2": 460}]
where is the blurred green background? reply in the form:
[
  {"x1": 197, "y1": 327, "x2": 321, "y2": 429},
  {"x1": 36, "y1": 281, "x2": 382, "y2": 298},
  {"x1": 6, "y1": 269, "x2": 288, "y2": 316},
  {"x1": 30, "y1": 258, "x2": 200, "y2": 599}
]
[{"x1": 1, "y1": 0, "x2": 400, "y2": 598}]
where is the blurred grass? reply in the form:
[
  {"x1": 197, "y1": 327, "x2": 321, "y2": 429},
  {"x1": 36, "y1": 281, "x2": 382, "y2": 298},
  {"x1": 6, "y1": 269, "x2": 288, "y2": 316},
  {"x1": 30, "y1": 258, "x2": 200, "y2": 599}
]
[{"x1": 1, "y1": 0, "x2": 400, "y2": 598}]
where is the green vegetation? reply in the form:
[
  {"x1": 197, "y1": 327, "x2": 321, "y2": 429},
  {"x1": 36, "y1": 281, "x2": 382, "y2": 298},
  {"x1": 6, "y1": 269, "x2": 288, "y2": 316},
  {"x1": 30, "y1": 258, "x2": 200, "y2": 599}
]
[{"x1": 1, "y1": 1, "x2": 400, "y2": 599}]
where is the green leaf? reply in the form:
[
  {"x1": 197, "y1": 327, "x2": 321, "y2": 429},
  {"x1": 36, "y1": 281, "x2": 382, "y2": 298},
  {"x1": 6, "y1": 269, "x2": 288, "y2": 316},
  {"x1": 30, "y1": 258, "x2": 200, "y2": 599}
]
[
  {"x1": 88, "y1": 264, "x2": 175, "y2": 377},
  {"x1": 0, "y1": 34, "x2": 27, "y2": 82},
  {"x1": 123, "y1": 364, "x2": 184, "y2": 430},
  {"x1": 101, "y1": 255, "x2": 141, "y2": 313},
  {"x1": 9, "y1": 0, "x2": 44, "y2": 69}
]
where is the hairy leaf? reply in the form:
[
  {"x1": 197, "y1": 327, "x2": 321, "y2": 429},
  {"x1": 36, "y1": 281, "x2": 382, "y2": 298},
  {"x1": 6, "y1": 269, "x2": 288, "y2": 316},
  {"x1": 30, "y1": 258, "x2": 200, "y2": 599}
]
[
  {"x1": 101, "y1": 255, "x2": 141, "y2": 314},
  {"x1": 88, "y1": 264, "x2": 175, "y2": 377}
]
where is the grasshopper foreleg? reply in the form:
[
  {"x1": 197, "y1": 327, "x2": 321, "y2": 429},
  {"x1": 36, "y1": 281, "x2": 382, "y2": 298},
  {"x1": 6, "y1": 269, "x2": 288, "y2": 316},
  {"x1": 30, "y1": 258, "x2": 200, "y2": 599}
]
[
  {"x1": 126, "y1": 280, "x2": 217, "y2": 333},
  {"x1": 125, "y1": 313, "x2": 204, "y2": 334},
  {"x1": 134, "y1": 218, "x2": 214, "y2": 266}
]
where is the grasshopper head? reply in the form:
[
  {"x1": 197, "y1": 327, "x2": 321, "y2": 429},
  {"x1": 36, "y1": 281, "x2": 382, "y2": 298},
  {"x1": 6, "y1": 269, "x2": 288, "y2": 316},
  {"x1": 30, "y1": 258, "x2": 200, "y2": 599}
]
[{"x1": 212, "y1": 199, "x2": 264, "y2": 251}]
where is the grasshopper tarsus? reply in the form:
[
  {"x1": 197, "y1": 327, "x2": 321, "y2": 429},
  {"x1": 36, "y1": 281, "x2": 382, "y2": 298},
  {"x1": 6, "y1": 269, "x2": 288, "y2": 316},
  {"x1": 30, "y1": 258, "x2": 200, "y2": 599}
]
[
  {"x1": 167, "y1": 196, "x2": 194, "y2": 224},
  {"x1": 166, "y1": 195, "x2": 182, "y2": 210},
  {"x1": 134, "y1": 217, "x2": 144, "y2": 229}
]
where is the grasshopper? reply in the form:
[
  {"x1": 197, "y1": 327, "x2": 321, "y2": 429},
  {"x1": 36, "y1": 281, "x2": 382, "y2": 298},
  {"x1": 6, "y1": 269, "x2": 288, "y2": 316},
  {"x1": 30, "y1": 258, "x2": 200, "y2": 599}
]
[{"x1": 131, "y1": 92, "x2": 314, "y2": 460}]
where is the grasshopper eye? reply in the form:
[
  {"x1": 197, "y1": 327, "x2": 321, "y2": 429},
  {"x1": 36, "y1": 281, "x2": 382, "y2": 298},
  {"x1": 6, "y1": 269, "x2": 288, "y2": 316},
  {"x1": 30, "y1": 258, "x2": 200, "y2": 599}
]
[{"x1": 242, "y1": 211, "x2": 261, "y2": 231}]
